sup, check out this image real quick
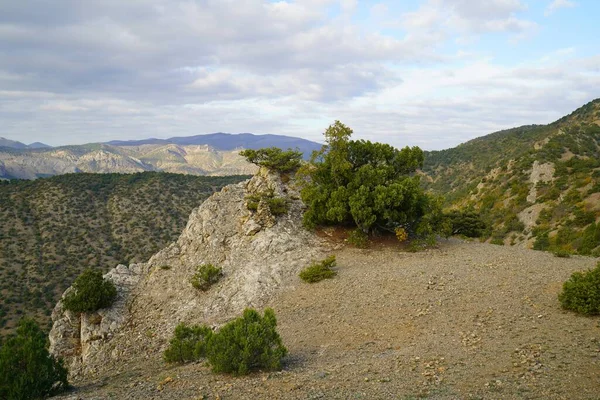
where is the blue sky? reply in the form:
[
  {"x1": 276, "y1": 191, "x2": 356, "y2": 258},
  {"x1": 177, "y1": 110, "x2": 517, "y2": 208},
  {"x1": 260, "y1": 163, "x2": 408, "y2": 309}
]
[{"x1": 0, "y1": 0, "x2": 599, "y2": 150}]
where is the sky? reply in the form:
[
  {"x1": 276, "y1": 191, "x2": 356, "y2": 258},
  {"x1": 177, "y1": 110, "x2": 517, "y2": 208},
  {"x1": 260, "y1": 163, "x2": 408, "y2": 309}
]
[{"x1": 1, "y1": 0, "x2": 599, "y2": 150}]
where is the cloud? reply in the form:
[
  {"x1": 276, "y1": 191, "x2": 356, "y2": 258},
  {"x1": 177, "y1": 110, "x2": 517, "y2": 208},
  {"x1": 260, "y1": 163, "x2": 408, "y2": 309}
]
[
  {"x1": 0, "y1": 1, "x2": 597, "y2": 150},
  {"x1": 544, "y1": 0, "x2": 577, "y2": 16},
  {"x1": 401, "y1": 0, "x2": 536, "y2": 36}
]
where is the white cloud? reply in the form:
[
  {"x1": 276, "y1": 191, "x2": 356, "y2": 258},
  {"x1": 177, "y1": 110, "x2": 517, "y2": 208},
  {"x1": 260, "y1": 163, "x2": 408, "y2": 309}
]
[
  {"x1": 0, "y1": 0, "x2": 597, "y2": 150},
  {"x1": 544, "y1": 0, "x2": 577, "y2": 17}
]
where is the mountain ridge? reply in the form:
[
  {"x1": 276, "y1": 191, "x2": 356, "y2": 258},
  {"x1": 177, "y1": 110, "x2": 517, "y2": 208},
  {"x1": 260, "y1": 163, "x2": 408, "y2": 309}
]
[
  {"x1": 422, "y1": 98, "x2": 600, "y2": 254},
  {"x1": 0, "y1": 133, "x2": 322, "y2": 179}
]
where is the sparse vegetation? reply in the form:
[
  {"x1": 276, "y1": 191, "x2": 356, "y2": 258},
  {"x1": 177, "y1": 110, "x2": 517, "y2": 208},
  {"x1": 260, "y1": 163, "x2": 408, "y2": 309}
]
[
  {"x1": 421, "y1": 99, "x2": 600, "y2": 254},
  {"x1": 0, "y1": 318, "x2": 68, "y2": 400},
  {"x1": 190, "y1": 264, "x2": 223, "y2": 291},
  {"x1": 240, "y1": 148, "x2": 302, "y2": 173},
  {"x1": 299, "y1": 255, "x2": 337, "y2": 283},
  {"x1": 558, "y1": 263, "x2": 600, "y2": 315},
  {"x1": 62, "y1": 269, "x2": 117, "y2": 313},
  {"x1": 245, "y1": 191, "x2": 289, "y2": 216},
  {"x1": 0, "y1": 172, "x2": 247, "y2": 335}
]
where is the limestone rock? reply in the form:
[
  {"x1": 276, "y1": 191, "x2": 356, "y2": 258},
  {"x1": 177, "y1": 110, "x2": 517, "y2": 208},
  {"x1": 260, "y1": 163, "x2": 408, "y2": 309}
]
[{"x1": 49, "y1": 166, "x2": 326, "y2": 377}]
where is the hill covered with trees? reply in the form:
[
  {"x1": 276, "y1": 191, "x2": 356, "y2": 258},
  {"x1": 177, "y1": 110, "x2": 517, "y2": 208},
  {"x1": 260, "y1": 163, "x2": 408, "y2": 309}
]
[{"x1": 0, "y1": 172, "x2": 249, "y2": 335}]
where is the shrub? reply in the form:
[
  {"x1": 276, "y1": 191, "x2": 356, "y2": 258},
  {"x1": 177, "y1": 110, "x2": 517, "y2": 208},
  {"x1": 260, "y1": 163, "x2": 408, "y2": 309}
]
[
  {"x1": 190, "y1": 264, "x2": 223, "y2": 291},
  {"x1": 267, "y1": 197, "x2": 289, "y2": 216},
  {"x1": 240, "y1": 148, "x2": 302, "y2": 173},
  {"x1": 62, "y1": 269, "x2": 117, "y2": 313},
  {"x1": 207, "y1": 308, "x2": 287, "y2": 375},
  {"x1": 446, "y1": 210, "x2": 487, "y2": 238},
  {"x1": 347, "y1": 229, "x2": 369, "y2": 248},
  {"x1": 558, "y1": 263, "x2": 600, "y2": 315},
  {"x1": 553, "y1": 249, "x2": 571, "y2": 258},
  {"x1": 246, "y1": 192, "x2": 288, "y2": 216},
  {"x1": 533, "y1": 232, "x2": 550, "y2": 251},
  {"x1": 0, "y1": 318, "x2": 69, "y2": 400},
  {"x1": 163, "y1": 323, "x2": 213, "y2": 363},
  {"x1": 299, "y1": 255, "x2": 337, "y2": 283}
]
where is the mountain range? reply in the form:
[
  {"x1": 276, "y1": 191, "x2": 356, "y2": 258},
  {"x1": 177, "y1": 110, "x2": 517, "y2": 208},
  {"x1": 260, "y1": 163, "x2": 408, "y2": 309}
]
[{"x1": 0, "y1": 133, "x2": 323, "y2": 180}]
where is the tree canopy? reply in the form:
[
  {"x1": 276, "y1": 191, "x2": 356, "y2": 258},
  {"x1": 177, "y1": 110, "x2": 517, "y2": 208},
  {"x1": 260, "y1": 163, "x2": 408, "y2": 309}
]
[
  {"x1": 0, "y1": 318, "x2": 68, "y2": 400},
  {"x1": 300, "y1": 121, "x2": 446, "y2": 238},
  {"x1": 240, "y1": 147, "x2": 302, "y2": 172}
]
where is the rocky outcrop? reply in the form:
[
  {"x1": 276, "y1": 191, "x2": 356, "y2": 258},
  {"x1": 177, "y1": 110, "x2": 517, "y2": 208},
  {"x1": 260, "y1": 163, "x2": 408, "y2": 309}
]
[{"x1": 49, "y1": 167, "x2": 326, "y2": 377}]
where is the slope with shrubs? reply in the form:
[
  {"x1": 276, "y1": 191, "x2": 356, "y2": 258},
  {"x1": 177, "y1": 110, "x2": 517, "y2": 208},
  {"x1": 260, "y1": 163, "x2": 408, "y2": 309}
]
[
  {"x1": 0, "y1": 172, "x2": 249, "y2": 335},
  {"x1": 422, "y1": 99, "x2": 600, "y2": 254}
]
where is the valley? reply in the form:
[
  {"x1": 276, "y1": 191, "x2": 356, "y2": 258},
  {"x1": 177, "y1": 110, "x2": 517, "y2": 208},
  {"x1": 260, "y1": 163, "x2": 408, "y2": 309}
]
[{"x1": 0, "y1": 173, "x2": 249, "y2": 334}]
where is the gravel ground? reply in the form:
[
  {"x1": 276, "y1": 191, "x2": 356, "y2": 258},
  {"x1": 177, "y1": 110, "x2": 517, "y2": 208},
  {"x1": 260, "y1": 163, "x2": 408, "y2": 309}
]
[{"x1": 55, "y1": 238, "x2": 600, "y2": 399}]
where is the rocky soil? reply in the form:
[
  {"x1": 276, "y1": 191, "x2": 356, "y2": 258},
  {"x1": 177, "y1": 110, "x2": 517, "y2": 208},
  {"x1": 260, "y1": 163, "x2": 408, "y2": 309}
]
[{"x1": 55, "y1": 238, "x2": 600, "y2": 399}]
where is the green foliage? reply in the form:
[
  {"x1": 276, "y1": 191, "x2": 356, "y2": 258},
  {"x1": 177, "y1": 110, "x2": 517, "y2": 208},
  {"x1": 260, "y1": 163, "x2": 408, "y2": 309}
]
[
  {"x1": 190, "y1": 264, "x2": 223, "y2": 292},
  {"x1": 0, "y1": 172, "x2": 247, "y2": 334},
  {"x1": 0, "y1": 318, "x2": 68, "y2": 400},
  {"x1": 245, "y1": 192, "x2": 289, "y2": 216},
  {"x1": 163, "y1": 323, "x2": 213, "y2": 363},
  {"x1": 206, "y1": 308, "x2": 287, "y2": 375},
  {"x1": 266, "y1": 197, "x2": 289, "y2": 216},
  {"x1": 579, "y1": 223, "x2": 600, "y2": 255},
  {"x1": 240, "y1": 148, "x2": 302, "y2": 173},
  {"x1": 558, "y1": 263, "x2": 600, "y2": 315},
  {"x1": 299, "y1": 255, "x2": 337, "y2": 283},
  {"x1": 553, "y1": 249, "x2": 572, "y2": 258},
  {"x1": 300, "y1": 121, "x2": 442, "y2": 239},
  {"x1": 533, "y1": 232, "x2": 550, "y2": 251},
  {"x1": 446, "y1": 209, "x2": 487, "y2": 237},
  {"x1": 347, "y1": 229, "x2": 369, "y2": 248},
  {"x1": 62, "y1": 269, "x2": 117, "y2": 313}
]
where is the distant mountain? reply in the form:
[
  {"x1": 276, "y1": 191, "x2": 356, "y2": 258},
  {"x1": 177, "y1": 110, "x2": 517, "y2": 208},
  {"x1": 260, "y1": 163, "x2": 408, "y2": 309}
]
[
  {"x1": 0, "y1": 137, "x2": 51, "y2": 149},
  {"x1": 27, "y1": 142, "x2": 52, "y2": 149},
  {"x1": 0, "y1": 133, "x2": 321, "y2": 179},
  {"x1": 422, "y1": 98, "x2": 600, "y2": 255},
  {"x1": 106, "y1": 132, "x2": 322, "y2": 156}
]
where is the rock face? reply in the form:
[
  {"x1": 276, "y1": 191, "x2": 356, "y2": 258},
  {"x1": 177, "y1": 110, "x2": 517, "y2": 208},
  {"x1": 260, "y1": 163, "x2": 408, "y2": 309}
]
[{"x1": 49, "y1": 167, "x2": 326, "y2": 377}]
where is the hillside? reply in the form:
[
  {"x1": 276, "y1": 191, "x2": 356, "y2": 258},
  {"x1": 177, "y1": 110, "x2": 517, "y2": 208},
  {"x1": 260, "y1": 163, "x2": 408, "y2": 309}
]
[
  {"x1": 0, "y1": 133, "x2": 322, "y2": 180},
  {"x1": 52, "y1": 237, "x2": 600, "y2": 398},
  {"x1": 0, "y1": 172, "x2": 249, "y2": 335},
  {"x1": 422, "y1": 99, "x2": 600, "y2": 255}
]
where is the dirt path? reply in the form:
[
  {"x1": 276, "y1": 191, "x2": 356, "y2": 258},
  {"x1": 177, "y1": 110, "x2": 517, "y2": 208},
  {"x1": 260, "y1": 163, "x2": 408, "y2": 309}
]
[{"x1": 56, "y1": 239, "x2": 600, "y2": 399}]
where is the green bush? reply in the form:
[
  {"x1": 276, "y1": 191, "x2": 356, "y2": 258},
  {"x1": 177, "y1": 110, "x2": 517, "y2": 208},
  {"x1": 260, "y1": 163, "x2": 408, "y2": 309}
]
[
  {"x1": 558, "y1": 263, "x2": 600, "y2": 315},
  {"x1": 62, "y1": 269, "x2": 117, "y2": 313},
  {"x1": 347, "y1": 229, "x2": 369, "y2": 248},
  {"x1": 553, "y1": 249, "x2": 571, "y2": 258},
  {"x1": 0, "y1": 318, "x2": 69, "y2": 400},
  {"x1": 445, "y1": 209, "x2": 487, "y2": 238},
  {"x1": 240, "y1": 148, "x2": 302, "y2": 172},
  {"x1": 190, "y1": 264, "x2": 223, "y2": 291},
  {"x1": 299, "y1": 121, "x2": 444, "y2": 239},
  {"x1": 299, "y1": 255, "x2": 337, "y2": 283},
  {"x1": 267, "y1": 197, "x2": 289, "y2": 216},
  {"x1": 533, "y1": 232, "x2": 550, "y2": 251},
  {"x1": 163, "y1": 323, "x2": 213, "y2": 363},
  {"x1": 207, "y1": 308, "x2": 287, "y2": 375}
]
